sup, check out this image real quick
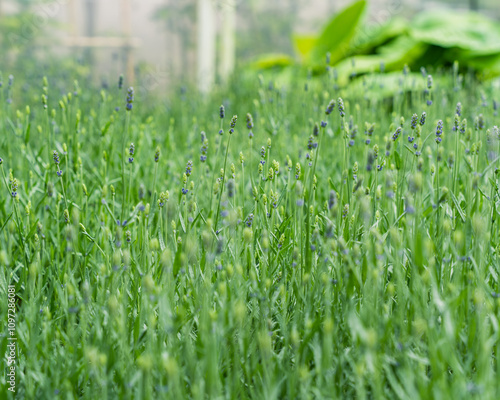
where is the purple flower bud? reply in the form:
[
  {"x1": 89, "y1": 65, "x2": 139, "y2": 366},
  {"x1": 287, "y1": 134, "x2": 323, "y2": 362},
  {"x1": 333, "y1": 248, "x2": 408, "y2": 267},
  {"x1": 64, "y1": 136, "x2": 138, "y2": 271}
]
[
  {"x1": 125, "y1": 87, "x2": 134, "y2": 111},
  {"x1": 338, "y1": 97, "x2": 345, "y2": 118},
  {"x1": 325, "y1": 99, "x2": 335, "y2": 115}
]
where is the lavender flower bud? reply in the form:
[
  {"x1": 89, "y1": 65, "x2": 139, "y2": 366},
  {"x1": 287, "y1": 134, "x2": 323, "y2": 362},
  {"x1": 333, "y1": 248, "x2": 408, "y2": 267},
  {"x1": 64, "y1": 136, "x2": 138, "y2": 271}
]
[
  {"x1": 278, "y1": 234, "x2": 285, "y2": 249},
  {"x1": 420, "y1": 112, "x2": 426, "y2": 126},
  {"x1": 260, "y1": 146, "x2": 266, "y2": 160},
  {"x1": 230, "y1": 115, "x2": 238, "y2": 129},
  {"x1": 158, "y1": 191, "x2": 169, "y2": 207},
  {"x1": 435, "y1": 120, "x2": 443, "y2": 144},
  {"x1": 295, "y1": 163, "x2": 301, "y2": 180},
  {"x1": 338, "y1": 97, "x2": 345, "y2": 118},
  {"x1": 328, "y1": 190, "x2": 337, "y2": 210},
  {"x1": 478, "y1": 114, "x2": 485, "y2": 130},
  {"x1": 307, "y1": 136, "x2": 314, "y2": 150},
  {"x1": 453, "y1": 114, "x2": 460, "y2": 132},
  {"x1": 392, "y1": 127, "x2": 402, "y2": 141},
  {"x1": 63, "y1": 209, "x2": 70, "y2": 224},
  {"x1": 227, "y1": 179, "x2": 235, "y2": 198},
  {"x1": 154, "y1": 146, "x2": 160, "y2": 163},
  {"x1": 185, "y1": 160, "x2": 193, "y2": 177},
  {"x1": 460, "y1": 119, "x2": 467, "y2": 135},
  {"x1": 53, "y1": 150, "x2": 60, "y2": 165},
  {"x1": 126, "y1": 87, "x2": 134, "y2": 111},
  {"x1": 200, "y1": 140, "x2": 208, "y2": 162},
  {"x1": 246, "y1": 213, "x2": 254, "y2": 227},
  {"x1": 342, "y1": 203, "x2": 349, "y2": 219},
  {"x1": 10, "y1": 176, "x2": 18, "y2": 198},
  {"x1": 325, "y1": 99, "x2": 335, "y2": 115},
  {"x1": 313, "y1": 123, "x2": 319, "y2": 137},
  {"x1": 246, "y1": 113, "x2": 253, "y2": 130},
  {"x1": 411, "y1": 113, "x2": 418, "y2": 130}
]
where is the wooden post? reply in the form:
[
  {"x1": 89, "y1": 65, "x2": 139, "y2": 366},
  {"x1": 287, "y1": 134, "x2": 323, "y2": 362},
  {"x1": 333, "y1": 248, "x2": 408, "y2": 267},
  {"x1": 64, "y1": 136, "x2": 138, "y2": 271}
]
[
  {"x1": 68, "y1": 0, "x2": 77, "y2": 38},
  {"x1": 219, "y1": 0, "x2": 236, "y2": 83},
  {"x1": 122, "y1": 0, "x2": 135, "y2": 84},
  {"x1": 197, "y1": 0, "x2": 216, "y2": 94},
  {"x1": 84, "y1": 0, "x2": 96, "y2": 70}
]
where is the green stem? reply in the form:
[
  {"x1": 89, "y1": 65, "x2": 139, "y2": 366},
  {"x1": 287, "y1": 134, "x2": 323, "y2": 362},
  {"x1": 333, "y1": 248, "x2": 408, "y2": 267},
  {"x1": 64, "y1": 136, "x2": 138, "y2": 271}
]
[
  {"x1": 214, "y1": 134, "x2": 232, "y2": 233},
  {"x1": 121, "y1": 112, "x2": 131, "y2": 221},
  {"x1": 305, "y1": 125, "x2": 324, "y2": 272}
]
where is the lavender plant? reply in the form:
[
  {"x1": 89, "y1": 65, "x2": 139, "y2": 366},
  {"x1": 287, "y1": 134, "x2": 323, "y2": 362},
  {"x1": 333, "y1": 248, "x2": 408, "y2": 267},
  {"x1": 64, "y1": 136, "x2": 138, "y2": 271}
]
[{"x1": 0, "y1": 66, "x2": 499, "y2": 400}]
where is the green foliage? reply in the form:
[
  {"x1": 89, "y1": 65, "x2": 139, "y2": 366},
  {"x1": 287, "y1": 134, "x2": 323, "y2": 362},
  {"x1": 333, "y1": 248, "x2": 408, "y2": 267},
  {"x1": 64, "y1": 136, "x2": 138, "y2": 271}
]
[
  {"x1": 250, "y1": 53, "x2": 295, "y2": 70},
  {"x1": 292, "y1": 34, "x2": 317, "y2": 61},
  {"x1": 1, "y1": 62, "x2": 500, "y2": 399},
  {"x1": 410, "y1": 10, "x2": 500, "y2": 56},
  {"x1": 250, "y1": 1, "x2": 500, "y2": 82},
  {"x1": 309, "y1": 0, "x2": 367, "y2": 65},
  {"x1": 350, "y1": 17, "x2": 409, "y2": 55}
]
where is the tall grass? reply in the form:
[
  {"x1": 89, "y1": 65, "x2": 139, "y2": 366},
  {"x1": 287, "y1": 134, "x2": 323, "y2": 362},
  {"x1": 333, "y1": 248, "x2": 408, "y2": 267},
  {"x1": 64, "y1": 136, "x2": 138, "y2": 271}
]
[{"x1": 0, "y1": 67, "x2": 499, "y2": 399}]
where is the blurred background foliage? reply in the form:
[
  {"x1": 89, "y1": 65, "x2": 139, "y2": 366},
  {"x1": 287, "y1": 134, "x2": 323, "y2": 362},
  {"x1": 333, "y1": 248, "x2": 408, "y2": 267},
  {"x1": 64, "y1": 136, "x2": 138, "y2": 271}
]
[
  {"x1": 0, "y1": 0, "x2": 499, "y2": 93},
  {"x1": 252, "y1": 0, "x2": 500, "y2": 83}
]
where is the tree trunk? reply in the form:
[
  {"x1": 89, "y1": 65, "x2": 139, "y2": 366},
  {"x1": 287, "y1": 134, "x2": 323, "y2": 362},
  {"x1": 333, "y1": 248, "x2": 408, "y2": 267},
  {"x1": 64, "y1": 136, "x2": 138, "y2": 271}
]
[
  {"x1": 85, "y1": 0, "x2": 96, "y2": 68},
  {"x1": 196, "y1": 0, "x2": 215, "y2": 94},
  {"x1": 219, "y1": 0, "x2": 236, "y2": 83},
  {"x1": 121, "y1": 0, "x2": 134, "y2": 84}
]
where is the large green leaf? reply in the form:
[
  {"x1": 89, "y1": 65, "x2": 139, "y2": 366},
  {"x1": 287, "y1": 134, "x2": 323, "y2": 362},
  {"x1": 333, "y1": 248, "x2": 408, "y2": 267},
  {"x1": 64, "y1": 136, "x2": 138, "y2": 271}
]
[
  {"x1": 467, "y1": 54, "x2": 500, "y2": 78},
  {"x1": 350, "y1": 17, "x2": 408, "y2": 55},
  {"x1": 292, "y1": 34, "x2": 318, "y2": 62},
  {"x1": 310, "y1": 0, "x2": 367, "y2": 65},
  {"x1": 345, "y1": 72, "x2": 426, "y2": 101},
  {"x1": 249, "y1": 53, "x2": 295, "y2": 70},
  {"x1": 376, "y1": 36, "x2": 428, "y2": 69},
  {"x1": 410, "y1": 10, "x2": 500, "y2": 56},
  {"x1": 332, "y1": 36, "x2": 427, "y2": 85},
  {"x1": 333, "y1": 55, "x2": 385, "y2": 85}
]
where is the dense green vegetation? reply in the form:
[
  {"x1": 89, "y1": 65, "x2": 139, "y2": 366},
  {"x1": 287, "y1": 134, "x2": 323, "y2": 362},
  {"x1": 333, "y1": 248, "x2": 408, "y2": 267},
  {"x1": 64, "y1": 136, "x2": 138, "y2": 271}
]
[
  {"x1": 1, "y1": 64, "x2": 500, "y2": 399},
  {"x1": 255, "y1": 0, "x2": 500, "y2": 83}
]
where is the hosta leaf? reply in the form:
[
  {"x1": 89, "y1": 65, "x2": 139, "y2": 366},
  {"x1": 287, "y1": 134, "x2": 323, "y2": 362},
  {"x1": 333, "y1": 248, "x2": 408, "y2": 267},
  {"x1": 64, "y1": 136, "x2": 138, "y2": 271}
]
[
  {"x1": 376, "y1": 36, "x2": 427, "y2": 68},
  {"x1": 350, "y1": 17, "x2": 408, "y2": 55},
  {"x1": 293, "y1": 34, "x2": 317, "y2": 62},
  {"x1": 410, "y1": 10, "x2": 500, "y2": 56},
  {"x1": 310, "y1": 0, "x2": 367, "y2": 65},
  {"x1": 333, "y1": 36, "x2": 427, "y2": 86},
  {"x1": 345, "y1": 72, "x2": 425, "y2": 100},
  {"x1": 467, "y1": 54, "x2": 500, "y2": 77},
  {"x1": 249, "y1": 53, "x2": 294, "y2": 70}
]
